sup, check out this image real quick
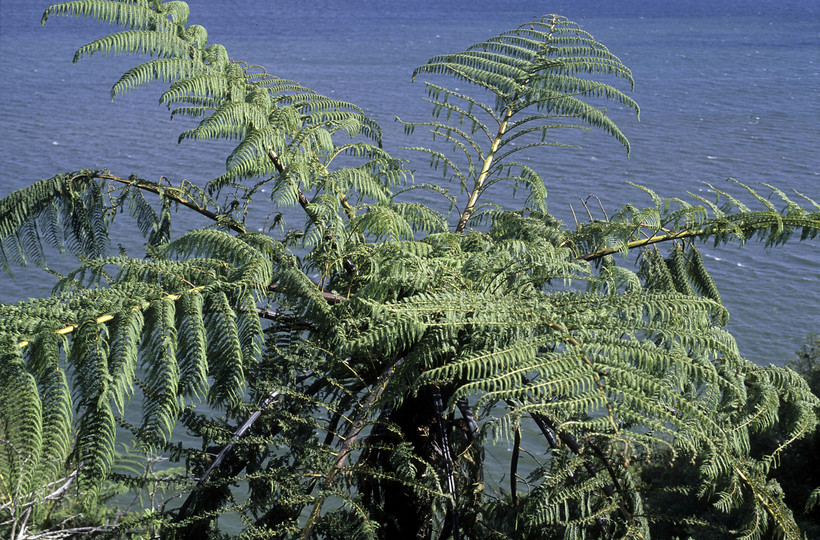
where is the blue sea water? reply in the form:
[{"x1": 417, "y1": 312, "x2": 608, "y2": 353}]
[{"x1": 0, "y1": 0, "x2": 819, "y2": 366}]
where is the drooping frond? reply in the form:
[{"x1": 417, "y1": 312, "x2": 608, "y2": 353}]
[
  {"x1": 0, "y1": 171, "x2": 110, "y2": 271},
  {"x1": 112, "y1": 57, "x2": 212, "y2": 97},
  {"x1": 41, "y1": 1, "x2": 180, "y2": 32},
  {"x1": 71, "y1": 29, "x2": 193, "y2": 63},
  {"x1": 0, "y1": 227, "x2": 283, "y2": 498},
  {"x1": 0, "y1": 169, "x2": 244, "y2": 275},
  {"x1": 0, "y1": 341, "x2": 43, "y2": 519}
]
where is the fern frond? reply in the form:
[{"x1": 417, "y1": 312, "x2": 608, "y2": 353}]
[
  {"x1": 112, "y1": 57, "x2": 210, "y2": 97},
  {"x1": 107, "y1": 308, "x2": 142, "y2": 416},
  {"x1": 0, "y1": 342, "x2": 43, "y2": 511},
  {"x1": 26, "y1": 335, "x2": 72, "y2": 491},
  {"x1": 42, "y1": 1, "x2": 177, "y2": 32},
  {"x1": 0, "y1": 171, "x2": 109, "y2": 270},
  {"x1": 407, "y1": 14, "x2": 638, "y2": 233},
  {"x1": 204, "y1": 292, "x2": 245, "y2": 407},
  {"x1": 140, "y1": 298, "x2": 180, "y2": 442},
  {"x1": 571, "y1": 183, "x2": 820, "y2": 262},
  {"x1": 176, "y1": 292, "x2": 209, "y2": 401},
  {"x1": 72, "y1": 30, "x2": 192, "y2": 63},
  {"x1": 69, "y1": 321, "x2": 116, "y2": 499}
]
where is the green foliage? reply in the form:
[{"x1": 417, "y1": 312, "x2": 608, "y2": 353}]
[
  {"x1": 1, "y1": 2, "x2": 819, "y2": 539},
  {"x1": 404, "y1": 14, "x2": 640, "y2": 233},
  {"x1": 636, "y1": 335, "x2": 820, "y2": 539}
]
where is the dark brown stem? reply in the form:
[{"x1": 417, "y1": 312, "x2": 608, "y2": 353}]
[
  {"x1": 174, "y1": 372, "x2": 322, "y2": 524},
  {"x1": 510, "y1": 426, "x2": 521, "y2": 507},
  {"x1": 433, "y1": 390, "x2": 461, "y2": 540},
  {"x1": 532, "y1": 411, "x2": 632, "y2": 524}
]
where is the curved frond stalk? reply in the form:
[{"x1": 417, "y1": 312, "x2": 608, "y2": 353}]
[{"x1": 302, "y1": 358, "x2": 402, "y2": 540}]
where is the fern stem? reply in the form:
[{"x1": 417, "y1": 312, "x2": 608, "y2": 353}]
[
  {"x1": 267, "y1": 282, "x2": 344, "y2": 304},
  {"x1": 175, "y1": 372, "x2": 322, "y2": 524},
  {"x1": 455, "y1": 107, "x2": 514, "y2": 233},
  {"x1": 532, "y1": 411, "x2": 633, "y2": 526},
  {"x1": 733, "y1": 465, "x2": 799, "y2": 538},
  {"x1": 575, "y1": 229, "x2": 704, "y2": 261},
  {"x1": 510, "y1": 424, "x2": 521, "y2": 507},
  {"x1": 433, "y1": 389, "x2": 461, "y2": 540},
  {"x1": 98, "y1": 173, "x2": 246, "y2": 234}
]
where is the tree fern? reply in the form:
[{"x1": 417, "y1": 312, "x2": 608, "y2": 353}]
[{"x1": 1, "y1": 5, "x2": 818, "y2": 539}]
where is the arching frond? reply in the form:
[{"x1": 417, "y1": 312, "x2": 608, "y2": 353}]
[
  {"x1": 406, "y1": 14, "x2": 639, "y2": 233},
  {"x1": 112, "y1": 57, "x2": 211, "y2": 97},
  {"x1": 41, "y1": 1, "x2": 178, "y2": 32},
  {"x1": 72, "y1": 29, "x2": 192, "y2": 63}
]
